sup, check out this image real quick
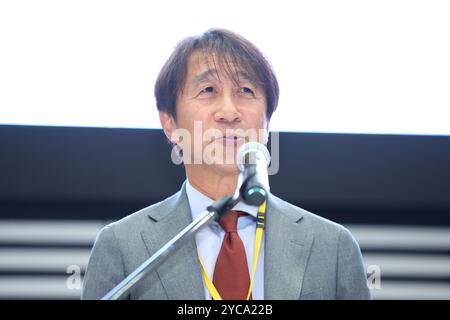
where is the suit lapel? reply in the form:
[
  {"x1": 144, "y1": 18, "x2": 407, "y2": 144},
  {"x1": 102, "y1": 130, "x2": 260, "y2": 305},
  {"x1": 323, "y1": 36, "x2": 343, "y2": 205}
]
[
  {"x1": 140, "y1": 184, "x2": 205, "y2": 299},
  {"x1": 264, "y1": 196, "x2": 314, "y2": 299}
]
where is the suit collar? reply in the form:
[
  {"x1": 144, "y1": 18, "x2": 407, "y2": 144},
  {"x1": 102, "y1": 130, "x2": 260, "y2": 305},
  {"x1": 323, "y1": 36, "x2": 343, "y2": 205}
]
[{"x1": 145, "y1": 182, "x2": 189, "y2": 223}]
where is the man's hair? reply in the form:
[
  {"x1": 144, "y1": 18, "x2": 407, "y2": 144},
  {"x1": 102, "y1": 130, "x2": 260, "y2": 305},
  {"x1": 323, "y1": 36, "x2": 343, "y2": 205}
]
[{"x1": 154, "y1": 28, "x2": 279, "y2": 120}]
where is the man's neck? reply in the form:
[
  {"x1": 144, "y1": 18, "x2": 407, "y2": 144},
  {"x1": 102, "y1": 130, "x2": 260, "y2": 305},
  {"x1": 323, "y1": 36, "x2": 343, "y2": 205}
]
[{"x1": 185, "y1": 165, "x2": 239, "y2": 200}]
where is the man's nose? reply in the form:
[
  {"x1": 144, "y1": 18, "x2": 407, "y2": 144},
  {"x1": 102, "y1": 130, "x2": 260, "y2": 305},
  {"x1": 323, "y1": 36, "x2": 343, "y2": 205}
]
[{"x1": 214, "y1": 94, "x2": 241, "y2": 123}]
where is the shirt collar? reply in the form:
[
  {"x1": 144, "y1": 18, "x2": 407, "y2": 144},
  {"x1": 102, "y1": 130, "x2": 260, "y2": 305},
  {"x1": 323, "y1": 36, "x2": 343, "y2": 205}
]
[{"x1": 185, "y1": 179, "x2": 259, "y2": 221}]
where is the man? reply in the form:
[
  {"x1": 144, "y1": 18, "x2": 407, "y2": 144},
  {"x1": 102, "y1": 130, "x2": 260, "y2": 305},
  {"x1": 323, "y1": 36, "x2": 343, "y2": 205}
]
[{"x1": 82, "y1": 29, "x2": 371, "y2": 300}]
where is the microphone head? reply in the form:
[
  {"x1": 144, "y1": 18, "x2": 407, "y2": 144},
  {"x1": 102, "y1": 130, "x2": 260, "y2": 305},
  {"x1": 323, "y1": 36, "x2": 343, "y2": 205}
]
[
  {"x1": 236, "y1": 142, "x2": 271, "y2": 172},
  {"x1": 236, "y1": 142, "x2": 271, "y2": 206}
]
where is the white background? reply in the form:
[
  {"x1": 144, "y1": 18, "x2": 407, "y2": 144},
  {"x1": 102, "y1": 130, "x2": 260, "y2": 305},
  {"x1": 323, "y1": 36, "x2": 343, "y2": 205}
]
[{"x1": 0, "y1": 0, "x2": 449, "y2": 135}]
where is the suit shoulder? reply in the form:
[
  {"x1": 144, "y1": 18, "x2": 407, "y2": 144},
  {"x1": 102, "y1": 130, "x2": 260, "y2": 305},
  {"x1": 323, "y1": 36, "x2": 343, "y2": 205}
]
[
  {"x1": 269, "y1": 194, "x2": 349, "y2": 236},
  {"x1": 105, "y1": 190, "x2": 182, "y2": 234}
]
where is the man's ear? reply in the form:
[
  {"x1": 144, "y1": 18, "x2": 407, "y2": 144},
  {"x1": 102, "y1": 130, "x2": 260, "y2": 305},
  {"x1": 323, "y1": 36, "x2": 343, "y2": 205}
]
[{"x1": 159, "y1": 112, "x2": 178, "y2": 144}]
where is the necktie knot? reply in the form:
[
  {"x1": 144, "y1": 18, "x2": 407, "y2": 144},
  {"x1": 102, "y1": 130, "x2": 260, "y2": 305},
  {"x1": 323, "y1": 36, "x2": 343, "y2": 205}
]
[{"x1": 219, "y1": 210, "x2": 247, "y2": 233}]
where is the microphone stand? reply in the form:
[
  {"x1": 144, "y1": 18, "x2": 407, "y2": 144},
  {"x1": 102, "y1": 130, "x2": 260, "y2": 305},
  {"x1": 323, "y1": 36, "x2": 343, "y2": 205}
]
[{"x1": 101, "y1": 191, "x2": 240, "y2": 300}]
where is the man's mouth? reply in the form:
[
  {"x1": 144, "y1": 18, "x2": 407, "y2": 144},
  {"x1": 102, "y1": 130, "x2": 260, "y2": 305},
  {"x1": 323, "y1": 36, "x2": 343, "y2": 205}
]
[
  {"x1": 222, "y1": 135, "x2": 241, "y2": 140},
  {"x1": 207, "y1": 131, "x2": 248, "y2": 144},
  {"x1": 219, "y1": 134, "x2": 246, "y2": 143}
]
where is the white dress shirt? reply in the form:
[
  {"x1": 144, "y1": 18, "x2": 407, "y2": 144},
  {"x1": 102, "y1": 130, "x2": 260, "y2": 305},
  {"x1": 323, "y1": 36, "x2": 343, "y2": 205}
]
[{"x1": 185, "y1": 179, "x2": 265, "y2": 300}]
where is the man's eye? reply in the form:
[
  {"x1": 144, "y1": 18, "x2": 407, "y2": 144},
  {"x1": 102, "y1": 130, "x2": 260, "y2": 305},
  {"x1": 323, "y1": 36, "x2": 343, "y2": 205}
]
[
  {"x1": 239, "y1": 87, "x2": 254, "y2": 94},
  {"x1": 200, "y1": 86, "x2": 215, "y2": 94}
]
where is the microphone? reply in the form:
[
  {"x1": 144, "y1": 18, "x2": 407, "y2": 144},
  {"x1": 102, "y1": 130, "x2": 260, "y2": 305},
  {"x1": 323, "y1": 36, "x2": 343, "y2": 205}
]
[{"x1": 236, "y1": 142, "x2": 271, "y2": 206}]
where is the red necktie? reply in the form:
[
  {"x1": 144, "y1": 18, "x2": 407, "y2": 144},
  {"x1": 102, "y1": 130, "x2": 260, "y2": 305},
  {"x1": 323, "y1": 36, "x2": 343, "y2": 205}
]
[{"x1": 213, "y1": 210, "x2": 252, "y2": 300}]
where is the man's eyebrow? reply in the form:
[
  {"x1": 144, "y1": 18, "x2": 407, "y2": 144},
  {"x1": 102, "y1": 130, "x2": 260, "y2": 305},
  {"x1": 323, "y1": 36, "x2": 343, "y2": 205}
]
[
  {"x1": 194, "y1": 69, "x2": 219, "y2": 84},
  {"x1": 194, "y1": 69, "x2": 257, "y2": 85},
  {"x1": 234, "y1": 71, "x2": 257, "y2": 85}
]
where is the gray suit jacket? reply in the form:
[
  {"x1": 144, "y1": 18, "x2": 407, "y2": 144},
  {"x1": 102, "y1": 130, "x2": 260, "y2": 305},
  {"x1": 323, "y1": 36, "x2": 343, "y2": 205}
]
[{"x1": 82, "y1": 183, "x2": 371, "y2": 300}]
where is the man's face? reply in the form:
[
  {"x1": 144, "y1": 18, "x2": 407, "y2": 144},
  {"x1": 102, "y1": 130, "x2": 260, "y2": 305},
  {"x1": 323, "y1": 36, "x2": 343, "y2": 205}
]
[{"x1": 162, "y1": 51, "x2": 269, "y2": 175}]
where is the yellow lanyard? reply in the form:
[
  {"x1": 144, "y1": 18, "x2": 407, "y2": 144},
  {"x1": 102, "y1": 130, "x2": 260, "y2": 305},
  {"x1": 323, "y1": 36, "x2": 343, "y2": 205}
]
[{"x1": 198, "y1": 201, "x2": 266, "y2": 300}]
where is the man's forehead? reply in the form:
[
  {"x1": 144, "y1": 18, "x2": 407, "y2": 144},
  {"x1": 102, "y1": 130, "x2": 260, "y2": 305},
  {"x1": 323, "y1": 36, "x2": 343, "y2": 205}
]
[
  {"x1": 187, "y1": 51, "x2": 255, "y2": 83},
  {"x1": 193, "y1": 69, "x2": 255, "y2": 85}
]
